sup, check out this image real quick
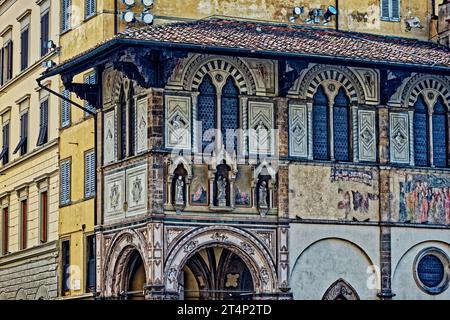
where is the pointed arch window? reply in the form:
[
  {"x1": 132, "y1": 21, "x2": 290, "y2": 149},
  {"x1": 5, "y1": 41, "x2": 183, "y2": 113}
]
[
  {"x1": 333, "y1": 87, "x2": 351, "y2": 162},
  {"x1": 197, "y1": 75, "x2": 217, "y2": 152},
  {"x1": 313, "y1": 85, "x2": 330, "y2": 160},
  {"x1": 221, "y1": 77, "x2": 239, "y2": 151},
  {"x1": 128, "y1": 86, "x2": 136, "y2": 157},
  {"x1": 432, "y1": 97, "x2": 448, "y2": 168},
  {"x1": 413, "y1": 95, "x2": 429, "y2": 166},
  {"x1": 118, "y1": 87, "x2": 127, "y2": 160}
]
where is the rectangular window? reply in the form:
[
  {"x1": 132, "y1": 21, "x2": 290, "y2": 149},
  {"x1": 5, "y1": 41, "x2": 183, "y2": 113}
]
[
  {"x1": 381, "y1": 0, "x2": 401, "y2": 21},
  {"x1": 40, "y1": 191, "x2": 48, "y2": 243},
  {"x1": 40, "y1": 11, "x2": 50, "y2": 57},
  {"x1": 20, "y1": 27, "x2": 29, "y2": 71},
  {"x1": 86, "y1": 235, "x2": 95, "y2": 292},
  {"x1": 20, "y1": 199, "x2": 27, "y2": 250},
  {"x1": 85, "y1": 0, "x2": 96, "y2": 19},
  {"x1": 37, "y1": 99, "x2": 49, "y2": 146},
  {"x1": 61, "y1": 89, "x2": 71, "y2": 128},
  {"x1": 61, "y1": 240, "x2": 70, "y2": 295},
  {"x1": 84, "y1": 151, "x2": 95, "y2": 198},
  {"x1": 0, "y1": 123, "x2": 9, "y2": 165},
  {"x1": 61, "y1": 0, "x2": 72, "y2": 32},
  {"x1": 2, "y1": 207, "x2": 8, "y2": 255},
  {"x1": 60, "y1": 159, "x2": 71, "y2": 205},
  {"x1": 13, "y1": 112, "x2": 28, "y2": 156},
  {"x1": 1, "y1": 41, "x2": 13, "y2": 84},
  {"x1": 84, "y1": 72, "x2": 96, "y2": 116}
]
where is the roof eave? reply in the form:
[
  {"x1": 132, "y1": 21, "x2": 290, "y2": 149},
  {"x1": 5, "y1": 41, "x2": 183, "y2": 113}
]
[{"x1": 38, "y1": 38, "x2": 450, "y2": 81}]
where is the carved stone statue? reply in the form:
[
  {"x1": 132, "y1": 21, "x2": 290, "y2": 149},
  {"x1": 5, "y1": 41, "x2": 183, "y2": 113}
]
[
  {"x1": 217, "y1": 176, "x2": 227, "y2": 207},
  {"x1": 175, "y1": 176, "x2": 185, "y2": 206},
  {"x1": 259, "y1": 181, "x2": 268, "y2": 209}
]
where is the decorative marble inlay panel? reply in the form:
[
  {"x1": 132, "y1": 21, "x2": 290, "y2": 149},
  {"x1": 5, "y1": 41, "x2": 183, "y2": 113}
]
[
  {"x1": 289, "y1": 104, "x2": 308, "y2": 158},
  {"x1": 248, "y1": 101, "x2": 274, "y2": 155},
  {"x1": 390, "y1": 112, "x2": 410, "y2": 164},
  {"x1": 165, "y1": 95, "x2": 191, "y2": 150},
  {"x1": 103, "y1": 110, "x2": 116, "y2": 165},
  {"x1": 126, "y1": 164, "x2": 147, "y2": 216},
  {"x1": 104, "y1": 171, "x2": 125, "y2": 219},
  {"x1": 358, "y1": 110, "x2": 376, "y2": 162},
  {"x1": 136, "y1": 97, "x2": 148, "y2": 154}
]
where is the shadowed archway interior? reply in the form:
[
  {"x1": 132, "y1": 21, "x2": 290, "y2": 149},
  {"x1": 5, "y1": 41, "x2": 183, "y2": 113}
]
[
  {"x1": 182, "y1": 247, "x2": 254, "y2": 300},
  {"x1": 124, "y1": 250, "x2": 146, "y2": 300}
]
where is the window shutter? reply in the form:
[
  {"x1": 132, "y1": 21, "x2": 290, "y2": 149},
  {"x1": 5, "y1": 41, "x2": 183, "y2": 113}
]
[
  {"x1": 6, "y1": 41, "x2": 13, "y2": 81},
  {"x1": 41, "y1": 12, "x2": 50, "y2": 57},
  {"x1": 84, "y1": 72, "x2": 96, "y2": 116},
  {"x1": 60, "y1": 160, "x2": 71, "y2": 205},
  {"x1": 62, "y1": 0, "x2": 71, "y2": 32},
  {"x1": 84, "y1": 151, "x2": 95, "y2": 198},
  {"x1": 61, "y1": 89, "x2": 71, "y2": 127},
  {"x1": 20, "y1": 28, "x2": 29, "y2": 71},
  {"x1": 381, "y1": 0, "x2": 390, "y2": 19},
  {"x1": 22, "y1": 113, "x2": 28, "y2": 154},
  {"x1": 391, "y1": 0, "x2": 400, "y2": 20},
  {"x1": 37, "y1": 100, "x2": 49, "y2": 146},
  {"x1": 0, "y1": 123, "x2": 9, "y2": 164},
  {"x1": 0, "y1": 47, "x2": 3, "y2": 86}
]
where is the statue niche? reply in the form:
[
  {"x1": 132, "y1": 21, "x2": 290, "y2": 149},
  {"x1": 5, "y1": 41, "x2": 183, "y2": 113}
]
[
  {"x1": 256, "y1": 174, "x2": 271, "y2": 216},
  {"x1": 171, "y1": 164, "x2": 188, "y2": 210},
  {"x1": 214, "y1": 163, "x2": 231, "y2": 207}
]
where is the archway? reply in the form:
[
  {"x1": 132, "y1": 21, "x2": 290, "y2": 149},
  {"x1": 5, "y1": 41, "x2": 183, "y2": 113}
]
[
  {"x1": 125, "y1": 251, "x2": 146, "y2": 300},
  {"x1": 182, "y1": 247, "x2": 254, "y2": 300},
  {"x1": 164, "y1": 226, "x2": 277, "y2": 298}
]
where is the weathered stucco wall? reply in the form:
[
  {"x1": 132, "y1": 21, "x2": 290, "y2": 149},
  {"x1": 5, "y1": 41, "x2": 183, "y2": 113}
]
[{"x1": 289, "y1": 164, "x2": 379, "y2": 221}]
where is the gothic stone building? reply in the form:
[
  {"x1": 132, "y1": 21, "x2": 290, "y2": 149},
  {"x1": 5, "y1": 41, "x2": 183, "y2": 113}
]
[{"x1": 41, "y1": 19, "x2": 450, "y2": 300}]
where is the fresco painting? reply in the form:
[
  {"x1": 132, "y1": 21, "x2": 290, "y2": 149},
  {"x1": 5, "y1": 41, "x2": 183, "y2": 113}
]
[
  {"x1": 234, "y1": 166, "x2": 252, "y2": 206},
  {"x1": 399, "y1": 175, "x2": 450, "y2": 225},
  {"x1": 289, "y1": 165, "x2": 379, "y2": 221},
  {"x1": 190, "y1": 165, "x2": 209, "y2": 205}
]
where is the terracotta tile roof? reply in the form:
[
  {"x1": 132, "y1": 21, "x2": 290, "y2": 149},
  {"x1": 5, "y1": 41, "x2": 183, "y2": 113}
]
[{"x1": 59, "y1": 18, "x2": 450, "y2": 70}]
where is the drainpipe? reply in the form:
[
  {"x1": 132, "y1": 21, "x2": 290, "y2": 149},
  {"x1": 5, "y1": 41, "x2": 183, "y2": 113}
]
[
  {"x1": 335, "y1": 0, "x2": 339, "y2": 31},
  {"x1": 114, "y1": 0, "x2": 119, "y2": 35}
]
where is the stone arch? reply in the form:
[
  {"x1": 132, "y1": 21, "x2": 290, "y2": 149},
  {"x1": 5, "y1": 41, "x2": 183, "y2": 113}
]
[
  {"x1": 168, "y1": 156, "x2": 192, "y2": 178},
  {"x1": 110, "y1": 70, "x2": 139, "y2": 106},
  {"x1": 291, "y1": 237, "x2": 375, "y2": 277},
  {"x1": 401, "y1": 74, "x2": 450, "y2": 109},
  {"x1": 290, "y1": 237, "x2": 377, "y2": 300},
  {"x1": 103, "y1": 229, "x2": 150, "y2": 297},
  {"x1": 293, "y1": 65, "x2": 366, "y2": 105},
  {"x1": 182, "y1": 55, "x2": 257, "y2": 95},
  {"x1": 15, "y1": 288, "x2": 27, "y2": 300},
  {"x1": 35, "y1": 286, "x2": 49, "y2": 300},
  {"x1": 392, "y1": 240, "x2": 450, "y2": 278},
  {"x1": 322, "y1": 278, "x2": 360, "y2": 300},
  {"x1": 164, "y1": 226, "x2": 277, "y2": 295}
]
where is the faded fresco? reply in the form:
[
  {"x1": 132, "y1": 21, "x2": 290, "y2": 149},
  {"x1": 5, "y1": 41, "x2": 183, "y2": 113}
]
[
  {"x1": 289, "y1": 165, "x2": 379, "y2": 221},
  {"x1": 190, "y1": 165, "x2": 209, "y2": 205},
  {"x1": 234, "y1": 166, "x2": 252, "y2": 207},
  {"x1": 394, "y1": 174, "x2": 450, "y2": 225}
]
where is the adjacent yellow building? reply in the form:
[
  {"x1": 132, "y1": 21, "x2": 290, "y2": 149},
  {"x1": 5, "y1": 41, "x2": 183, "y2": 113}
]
[
  {"x1": 0, "y1": 0, "x2": 60, "y2": 300},
  {"x1": 56, "y1": 0, "x2": 118, "y2": 299}
]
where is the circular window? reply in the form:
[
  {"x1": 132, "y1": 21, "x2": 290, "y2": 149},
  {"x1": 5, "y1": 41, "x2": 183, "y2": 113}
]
[{"x1": 414, "y1": 248, "x2": 450, "y2": 295}]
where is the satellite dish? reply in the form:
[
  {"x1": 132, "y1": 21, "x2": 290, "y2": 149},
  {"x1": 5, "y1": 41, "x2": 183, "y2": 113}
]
[
  {"x1": 123, "y1": 11, "x2": 135, "y2": 23},
  {"x1": 142, "y1": 0, "x2": 153, "y2": 7},
  {"x1": 123, "y1": 0, "x2": 135, "y2": 6},
  {"x1": 293, "y1": 7, "x2": 304, "y2": 15},
  {"x1": 142, "y1": 12, "x2": 154, "y2": 24},
  {"x1": 324, "y1": 5, "x2": 337, "y2": 22}
]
